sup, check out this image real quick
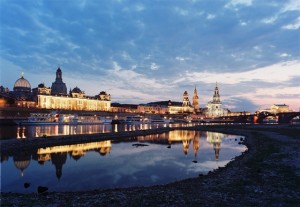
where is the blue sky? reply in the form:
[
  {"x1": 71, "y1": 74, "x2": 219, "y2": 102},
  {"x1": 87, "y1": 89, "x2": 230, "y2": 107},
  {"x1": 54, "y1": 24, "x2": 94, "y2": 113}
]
[{"x1": 1, "y1": 0, "x2": 299, "y2": 112}]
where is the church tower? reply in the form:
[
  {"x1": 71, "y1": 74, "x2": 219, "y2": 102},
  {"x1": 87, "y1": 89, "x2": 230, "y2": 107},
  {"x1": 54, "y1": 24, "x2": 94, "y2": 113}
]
[
  {"x1": 205, "y1": 82, "x2": 228, "y2": 118},
  {"x1": 192, "y1": 85, "x2": 199, "y2": 111},
  {"x1": 51, "y1": 67, "x2": 67, "y2": 95},
  {"x1": 212, "y1": 82, "x2": 221, "y2": 104},
  {"x1": 182, "y1": 91, "x2": 191, "y2": 112}
]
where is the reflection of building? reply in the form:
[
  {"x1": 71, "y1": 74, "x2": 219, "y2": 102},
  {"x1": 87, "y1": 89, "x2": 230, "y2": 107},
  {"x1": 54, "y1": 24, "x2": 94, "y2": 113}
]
[
  {"x1": 193, "y1": 131, "x2": 200, "y2": 158},
  {"x1": 13, "y1": 153, "x2": 31, "y2": 176},
  {"x1": 203, "y1": 83, "x2": 228, "y2": 118},
  {"x1": 206, "y1": 131, "x2": 225, "y2": 160},
  {"x1": 37, "y1": 141, "x2": 112, "y2": 158},
  {"x1": 51, "y1": 153, "x2": 67, "y2": 179},
  {"x1": 36, "y1": 141, "x2": 111, "y2": 179},
  {"x1": 168, "y1": 130, "x2": 195, "y2": 155}
]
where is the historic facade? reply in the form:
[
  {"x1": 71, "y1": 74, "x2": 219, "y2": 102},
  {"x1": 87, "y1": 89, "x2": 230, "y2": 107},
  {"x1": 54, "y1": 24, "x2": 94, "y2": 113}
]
[
  {"x1": 5, "y1": 67, "x2": 111, "y2": 111},
  {"x1": 204, "y1": 82, "x2": 228, "y2": 118},
  {"x1": 36, "y1": 69, "x2": 111, "y2": 111}
]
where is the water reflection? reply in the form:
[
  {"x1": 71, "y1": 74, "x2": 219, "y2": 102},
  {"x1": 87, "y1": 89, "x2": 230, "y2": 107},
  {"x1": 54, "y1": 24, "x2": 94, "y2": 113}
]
[
  {"x1": 1, "y1": 130, "x2": 246, "y2": 192},
  {"x1": 2, "y1": 122, "x2": 201, "y2": 139}
]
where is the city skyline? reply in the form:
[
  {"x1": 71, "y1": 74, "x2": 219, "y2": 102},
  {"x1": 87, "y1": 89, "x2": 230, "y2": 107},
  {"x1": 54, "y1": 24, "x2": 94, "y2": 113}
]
[{"x1": 1, "y1": 0, "x2": 300, "y2": 112}]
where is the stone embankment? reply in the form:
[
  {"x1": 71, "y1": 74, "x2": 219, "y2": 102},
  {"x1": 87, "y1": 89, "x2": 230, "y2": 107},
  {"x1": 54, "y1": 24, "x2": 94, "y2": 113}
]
[{"x1": 1, "y1": 124, "x2": 300, "y2": 206}]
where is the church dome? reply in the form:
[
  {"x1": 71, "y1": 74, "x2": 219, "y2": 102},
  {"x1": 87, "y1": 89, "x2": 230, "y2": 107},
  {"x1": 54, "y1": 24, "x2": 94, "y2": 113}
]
[
  {"x1": 38, "y1": 83, "x2": 46, "y2": 88},
  {"x1": 72, "y1": 86, "x2": 82, "y2": 93},
  {"x1": 99, "y1": 91, "x2": 107, "y2": 95},
  {"x1": 14, "y1": 75, "x2": 31, "y2": 90}
]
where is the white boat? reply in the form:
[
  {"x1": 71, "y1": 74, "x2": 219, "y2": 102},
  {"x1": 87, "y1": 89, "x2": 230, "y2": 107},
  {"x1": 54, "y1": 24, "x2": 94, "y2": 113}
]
[
  {"x1": 124, "y1": 116, "x2": 142, "y2": 124},
  {"x1": 73, "y1": 115, "x2": 112, "y2": 125},
  {"x1": 15, "y1": 112, "x2": 112, "y2": 125},
  {"x1": 15, "y1": 111, "x2": 67, "y2": 125},
  {"x1": 149, "y1": 118, "x2": 174, "y2": 124}
]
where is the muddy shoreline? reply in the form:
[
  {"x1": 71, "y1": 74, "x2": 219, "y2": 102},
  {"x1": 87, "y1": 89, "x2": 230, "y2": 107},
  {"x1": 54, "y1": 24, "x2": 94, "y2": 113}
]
[{"x1": 1, "y1": 124, "x2": 300, "y2": 206}]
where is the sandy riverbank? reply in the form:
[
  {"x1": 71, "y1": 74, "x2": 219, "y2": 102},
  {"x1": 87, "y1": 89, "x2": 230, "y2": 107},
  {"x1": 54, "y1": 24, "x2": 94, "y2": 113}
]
[{"x1": 1, "y1": 124, "x2": 300, "y2": 206}]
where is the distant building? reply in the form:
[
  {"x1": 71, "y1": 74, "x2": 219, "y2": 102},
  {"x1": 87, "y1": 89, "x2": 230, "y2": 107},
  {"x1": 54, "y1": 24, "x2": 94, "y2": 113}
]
[
  {"x1": 258, "y1": 104, "x2": 292, "y2": 114},
  {"x1": 7, "y1": 68, "x2": 111, "y2": 111},
  {"x1": 13, "y1": 73, "x2": 32, "y2": 101},
  {"x1": 51, "y1": 67, "x2": 67, "y2": 96},
  {"x1": 111, "y1": 103, "x2": 138, "y2": 113},
  {"x1": 192, "y1": 85, "x2": 200, "y2": 112},
  {"x1": 203, "y1": 82, "x2": 228, "y2": 118},
  {"x1": 270, "y1": 104, "x2": 291, "y2": 113},
  {"x1": 182, "y1": 91, "x2": 194, "y2": 113},
  {"x1": 36, "y1": 86, "x2": 111, "y2": 111},
  {"x1": 12, "y1": 73, "x2": 35, "y2": 108},
  {"x1": 138, "y1": 93, "x2": 194, "y2": 115}
]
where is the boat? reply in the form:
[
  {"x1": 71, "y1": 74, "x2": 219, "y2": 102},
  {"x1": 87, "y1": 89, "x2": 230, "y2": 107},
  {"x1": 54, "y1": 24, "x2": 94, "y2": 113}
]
[
  {"x1": 14, "y1": 111, "x2": 68, "y2": 125},
  {"x1": 15, "y1": 112, "x2": 112, "y2": 125},
  {"x1": 72, "y1": 115, "x2": 112, "y2": 125},
  {"x1": 124, "y1": 116, "x2": 142, "y2": 124},
  {"x1": 149, "y1": 118, "x2": 174, "y2": 124}
]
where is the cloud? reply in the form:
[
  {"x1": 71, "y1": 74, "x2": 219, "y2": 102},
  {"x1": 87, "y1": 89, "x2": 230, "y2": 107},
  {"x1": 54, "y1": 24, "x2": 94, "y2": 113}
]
[
  {"x1": 178, "y1": 61, "x2": 300, "y2": 85},
  {"x1": 225, "y1": 0, "x2": 253, "y2": 8},
  {"x1": 281, "y1": 0, "x2": 300, "y2": 13},
  {"x1": 206, "y1": 14, "x2": 216, "y2": 20},
  {"x1": 150, "y1": 63, "x2": 159, "y2": 70},
  {"x1": 282, "y1": 17, "x2": 300, "y2": 30}
]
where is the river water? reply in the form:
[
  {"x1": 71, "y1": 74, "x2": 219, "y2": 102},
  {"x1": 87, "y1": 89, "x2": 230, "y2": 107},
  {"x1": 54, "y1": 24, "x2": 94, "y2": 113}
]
[{"x1": 1, "y1": 129, "x2": 246, "y2": 193}]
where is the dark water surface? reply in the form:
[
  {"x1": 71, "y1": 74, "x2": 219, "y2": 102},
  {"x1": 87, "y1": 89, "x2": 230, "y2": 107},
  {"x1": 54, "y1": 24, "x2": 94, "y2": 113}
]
[{"x1": 1, "y1": 130, "x2": 246, "y2": 193}]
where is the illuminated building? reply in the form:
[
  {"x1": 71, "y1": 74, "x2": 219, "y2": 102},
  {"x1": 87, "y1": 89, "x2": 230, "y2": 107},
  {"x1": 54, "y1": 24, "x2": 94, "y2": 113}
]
[
  {"x1": 182, "y1": 91, "x2": 193, "y2": 113},
  {"x1": 13, "y1": 73, "x2": 36, "y2": 107},
  {"x1": 192, "y1": 85, "x2": 200, "y2": 112},
  {"x1": 138, "y1": 91, "x2": 194, "y2": 114},
  {"x1": 4, "y1": 67, "x2": 111, "y2": 111},
  {"x1": 257, "y1": 104, "x2": 292, "y2": 114},
  {"x1": 270, "y1": 104, "x2": 291, "y2": 113},
  {"x1": 204, "y1": 82, "x2": 228, "y2": 118}
]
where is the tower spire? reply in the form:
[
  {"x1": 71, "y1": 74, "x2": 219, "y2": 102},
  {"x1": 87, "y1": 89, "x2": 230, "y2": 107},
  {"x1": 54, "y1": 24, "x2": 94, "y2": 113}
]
[{"x1": 193, "y1": 85, "x2": 199, "y2": 111}]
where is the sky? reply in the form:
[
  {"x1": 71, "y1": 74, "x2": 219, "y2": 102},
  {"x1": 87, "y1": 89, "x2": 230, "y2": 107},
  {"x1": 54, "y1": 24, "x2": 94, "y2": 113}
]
[{"x1": 0, "y1": 0, "x2": 299, "y2": 112}]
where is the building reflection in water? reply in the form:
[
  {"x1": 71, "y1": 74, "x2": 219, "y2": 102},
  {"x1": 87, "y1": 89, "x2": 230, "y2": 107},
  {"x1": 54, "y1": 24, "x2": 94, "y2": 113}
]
[
  {"x1": 137, "y1": 130, "x2": 201, "y2": 157},
  {"x1": 37, "y1": 140, "x2": 112, "y2": 179},
  {"x1": 206, "y1": 131, "x2": 226, "y2": 160},
  {"x1": 13, "y1": 152, "x2": 31, "y2": 176},
  {"x1": 7, "y1": 130, "x2": 228, "y2": 180}
]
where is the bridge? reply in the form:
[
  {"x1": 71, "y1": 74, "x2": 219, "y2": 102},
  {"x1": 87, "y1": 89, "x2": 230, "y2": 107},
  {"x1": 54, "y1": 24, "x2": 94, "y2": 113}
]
[{"x1": 255, "y1": 111, "x2": 300, "y2": 124}]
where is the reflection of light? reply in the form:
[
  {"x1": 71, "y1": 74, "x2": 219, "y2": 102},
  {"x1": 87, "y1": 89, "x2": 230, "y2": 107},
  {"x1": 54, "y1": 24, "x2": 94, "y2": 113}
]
[
  {"x1": 37, "y1": 140, "x2": 112, "y2": 156},
  {"x1": 17, "y1": 127, "x2": 21, "y2": 139}
]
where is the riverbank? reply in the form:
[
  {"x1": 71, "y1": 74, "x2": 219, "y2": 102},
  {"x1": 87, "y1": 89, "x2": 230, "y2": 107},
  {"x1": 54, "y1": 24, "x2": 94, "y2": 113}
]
[{"x1": 1, "y1": 124, "x2": 300, "y2": 206}]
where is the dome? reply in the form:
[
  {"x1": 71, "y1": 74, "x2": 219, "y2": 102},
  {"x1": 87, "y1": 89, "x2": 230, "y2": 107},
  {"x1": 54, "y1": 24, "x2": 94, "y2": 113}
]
[
  {"x1": 99, "y1": 91, "x2": 107, "y2": 95},
  {"x1": 14, "y1": 75, "x2": 31, "y2": 90},
  {"x1": 72, "y1": 86, "x2": 82, "y2": 93},
  {"x1": 38, "y1": 83, "x2": 46, "y2": 88}
]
